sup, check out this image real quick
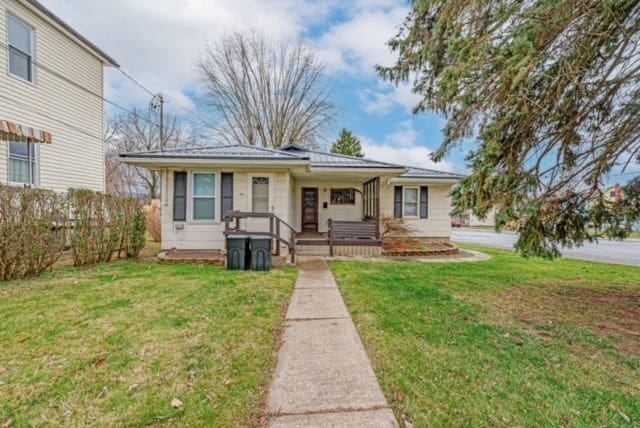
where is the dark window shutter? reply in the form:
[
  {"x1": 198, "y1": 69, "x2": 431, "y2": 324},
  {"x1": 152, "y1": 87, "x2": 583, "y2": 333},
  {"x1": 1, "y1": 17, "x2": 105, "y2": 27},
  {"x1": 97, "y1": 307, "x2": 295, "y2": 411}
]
[
  {"x1": 221, "y1": 173, "x2": 234, "y2": 219},
  {"x1": 394, "y1": 186, "x2": 403, "y2": 218},
  {"x1": 173, "y1": 171, "x2": 187, "y2": 221},
  {"x1": 420, "y1": 186, "x2": 429, "y2": 218}
]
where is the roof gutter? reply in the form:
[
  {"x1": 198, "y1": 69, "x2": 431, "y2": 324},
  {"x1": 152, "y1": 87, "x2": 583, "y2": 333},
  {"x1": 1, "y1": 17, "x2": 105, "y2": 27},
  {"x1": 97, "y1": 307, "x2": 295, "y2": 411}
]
[{"x1": 119, "y1": 156, "x2": 311, "y2": 167}]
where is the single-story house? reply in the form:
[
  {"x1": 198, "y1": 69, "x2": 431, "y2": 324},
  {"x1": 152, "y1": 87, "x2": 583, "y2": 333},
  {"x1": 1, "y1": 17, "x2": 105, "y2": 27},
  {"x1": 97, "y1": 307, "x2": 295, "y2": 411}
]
[{"x1": 120, "y1": 144, "x2": 463, "y2": 259}]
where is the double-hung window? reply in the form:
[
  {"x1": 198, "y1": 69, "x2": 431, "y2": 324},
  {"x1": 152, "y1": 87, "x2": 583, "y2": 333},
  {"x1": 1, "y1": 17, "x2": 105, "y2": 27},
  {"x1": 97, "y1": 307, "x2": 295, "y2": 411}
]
[
  {"x1": 192, "y1": 173, "x2": 216, "y2": 221},
  {"x1": 8, "y1": 142, "x2": 38, "y2": 186},
  {"x1": 403, "y1": 187, "x2": 419, "y2": 217},
  {"x1": 8, "y1": 15, "x2": 34, "y2": 83},
  {"x1": 252, "y1": 177, "x2": 270, "y2": 212}
]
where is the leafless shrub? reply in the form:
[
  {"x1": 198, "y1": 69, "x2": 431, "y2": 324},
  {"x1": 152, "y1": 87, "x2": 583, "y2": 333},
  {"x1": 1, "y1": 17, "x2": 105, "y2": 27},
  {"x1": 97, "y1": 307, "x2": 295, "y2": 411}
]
[
  {"x1": 0, "y1": 186, "x2": 67, "y2": 281},
  {"x1": 0, "y1": 185, "x2": 147, "y2": 280},
  {"x1": 381, "y1": 216, "x2": 414, "y2": 239}
]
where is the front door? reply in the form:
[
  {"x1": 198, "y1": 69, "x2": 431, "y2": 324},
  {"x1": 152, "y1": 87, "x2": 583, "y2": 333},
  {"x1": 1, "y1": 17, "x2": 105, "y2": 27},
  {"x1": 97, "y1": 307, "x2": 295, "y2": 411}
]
[{"x1": 302, "y1": 188, "x2": 318, "y2": 232}]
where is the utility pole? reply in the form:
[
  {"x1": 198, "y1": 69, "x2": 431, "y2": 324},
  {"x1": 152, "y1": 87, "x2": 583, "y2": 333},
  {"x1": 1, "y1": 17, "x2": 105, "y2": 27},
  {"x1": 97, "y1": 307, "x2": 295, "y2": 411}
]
[{"x1": 150, "y1": 93, "x2": 165, "y2": 152}]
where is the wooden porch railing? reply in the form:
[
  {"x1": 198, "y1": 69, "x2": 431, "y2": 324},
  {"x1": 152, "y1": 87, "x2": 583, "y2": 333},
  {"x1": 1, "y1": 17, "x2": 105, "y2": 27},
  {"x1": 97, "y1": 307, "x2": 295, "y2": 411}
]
[
  {"x1": 328, "y1": 219, "x2": 382, "y2": 257},
  {"x1": 223, "y1": 211, "x2": 297, "y2": 263}
]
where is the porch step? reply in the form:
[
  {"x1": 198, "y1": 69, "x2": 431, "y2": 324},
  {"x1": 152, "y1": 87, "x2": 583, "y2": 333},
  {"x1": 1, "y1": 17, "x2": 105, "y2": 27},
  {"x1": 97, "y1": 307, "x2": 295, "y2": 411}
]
[
  {"x1": 296, "y1": 245, "x2": 330, "y2": 257},
  {"x1": 296, "y1": 239, "x2": 330, "y2": 246}
]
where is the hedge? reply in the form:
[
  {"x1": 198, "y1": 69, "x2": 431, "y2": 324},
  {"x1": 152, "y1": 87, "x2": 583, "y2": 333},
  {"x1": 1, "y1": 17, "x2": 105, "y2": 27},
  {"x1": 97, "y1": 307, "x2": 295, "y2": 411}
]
[{"x1": 0, "y1": 185, "x2": 146, "y2": 281}]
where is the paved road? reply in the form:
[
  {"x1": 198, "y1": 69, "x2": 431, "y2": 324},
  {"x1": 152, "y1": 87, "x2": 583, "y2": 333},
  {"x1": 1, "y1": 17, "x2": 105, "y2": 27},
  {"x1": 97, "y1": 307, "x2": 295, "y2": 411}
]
[{"x1": 452, "y1": 229, "x2": 640, "y2": 266}]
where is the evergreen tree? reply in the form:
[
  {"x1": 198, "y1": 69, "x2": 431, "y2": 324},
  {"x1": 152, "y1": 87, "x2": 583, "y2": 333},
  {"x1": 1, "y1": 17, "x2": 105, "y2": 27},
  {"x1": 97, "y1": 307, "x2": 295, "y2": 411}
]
[
  {"x1": 331, "y1": 128, "x2": 364, "y2": 157},
  {"x1": 379, "y1": 1, "x2": 640, "y2": 257}
]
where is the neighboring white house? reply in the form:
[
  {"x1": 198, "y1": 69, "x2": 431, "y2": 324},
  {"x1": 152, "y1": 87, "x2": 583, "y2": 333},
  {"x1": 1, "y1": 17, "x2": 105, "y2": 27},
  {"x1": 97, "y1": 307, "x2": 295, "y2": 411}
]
[
  {"x1": 120, "y1": 144, "x2": 464, "y2": 256},
  {"x1": 0, "y1": 0, "x2": 118, "y2": 192}
]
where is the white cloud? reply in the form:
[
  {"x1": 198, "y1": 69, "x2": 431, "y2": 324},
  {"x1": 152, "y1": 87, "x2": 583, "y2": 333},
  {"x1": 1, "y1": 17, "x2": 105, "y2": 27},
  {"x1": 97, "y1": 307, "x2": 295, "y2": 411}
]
[
  {"x1": 40, "y1": 0, "x2": 343, "y2": 110},
  {"x1": 359, "y1": 122, "x2": 458, "y2": 172},
  {"x1": 361, "y1": 82, "x2": 422, "y2": 115},
  {"x1": 311, "y1": 5, "x2": 408, "y2": 75}
]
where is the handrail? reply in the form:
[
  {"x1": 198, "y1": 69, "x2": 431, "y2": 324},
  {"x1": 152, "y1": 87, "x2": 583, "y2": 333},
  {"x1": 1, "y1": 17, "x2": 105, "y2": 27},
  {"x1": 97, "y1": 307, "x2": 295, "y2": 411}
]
[{"x1": 223, "y1": 211, "x2": 296, "y2": 264}]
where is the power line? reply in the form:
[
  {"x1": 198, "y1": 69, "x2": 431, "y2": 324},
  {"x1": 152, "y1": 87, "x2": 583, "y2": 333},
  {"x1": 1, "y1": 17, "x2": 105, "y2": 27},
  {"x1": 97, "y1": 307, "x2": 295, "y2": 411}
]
[
  {"x1": 0, "y1": 40, "x2": 160, "y2": 128},
  {"x1": 117, "y1": 69, "x2": 155, "y2": 97},
  {"x1": 0, "y1": 93, "x2": 103, "y2": 141},
  {"x1": 114, "y1": 67, "x2": 218, "y2": 130}
]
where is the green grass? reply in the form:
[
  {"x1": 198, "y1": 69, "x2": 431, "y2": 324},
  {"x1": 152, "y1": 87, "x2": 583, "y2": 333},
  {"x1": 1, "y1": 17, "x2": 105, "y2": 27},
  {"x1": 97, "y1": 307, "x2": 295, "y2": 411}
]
[
  {"x1": 331, "y1": 246, "x2": 640, "y2": 427},
  {"x1": 0, "y1": 260, "x2": 296, "y2": 426}
]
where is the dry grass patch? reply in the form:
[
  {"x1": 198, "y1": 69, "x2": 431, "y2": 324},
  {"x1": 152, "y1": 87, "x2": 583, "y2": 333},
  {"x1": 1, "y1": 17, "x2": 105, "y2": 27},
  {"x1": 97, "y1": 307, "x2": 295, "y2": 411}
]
[{"x1": 467, "y1": 286, "x2": 640, "y2": 356}]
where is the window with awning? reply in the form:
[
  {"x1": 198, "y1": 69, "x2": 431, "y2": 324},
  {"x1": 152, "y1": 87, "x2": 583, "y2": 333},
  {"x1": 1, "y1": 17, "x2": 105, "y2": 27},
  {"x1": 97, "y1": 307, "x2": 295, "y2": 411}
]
[
  {"x1": 0, "y1": 120, "x2": 53, "y2": 144},
  {"x1": 1, "y1": 119, "x2": 51, "y2": 187}
]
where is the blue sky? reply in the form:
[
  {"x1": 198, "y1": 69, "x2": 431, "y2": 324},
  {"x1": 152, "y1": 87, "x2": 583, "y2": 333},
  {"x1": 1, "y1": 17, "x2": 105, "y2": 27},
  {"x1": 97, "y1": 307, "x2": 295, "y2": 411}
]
[
  {"x1": 40, "y1": 0, "x2": 464, "y2": 173},
  {"x1": 39, "y1": 0, "x2": 638, "y2": 183}
]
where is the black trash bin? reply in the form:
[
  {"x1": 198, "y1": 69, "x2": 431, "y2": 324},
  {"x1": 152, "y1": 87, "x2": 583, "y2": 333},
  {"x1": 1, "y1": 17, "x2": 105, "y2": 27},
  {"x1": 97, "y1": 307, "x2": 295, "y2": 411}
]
[
  {"x1": 251, "y1": 237, "x2": 272, "y2": 271},
  {"x1": 226, "y1": 235, "x2": 250, "y2": 270}
]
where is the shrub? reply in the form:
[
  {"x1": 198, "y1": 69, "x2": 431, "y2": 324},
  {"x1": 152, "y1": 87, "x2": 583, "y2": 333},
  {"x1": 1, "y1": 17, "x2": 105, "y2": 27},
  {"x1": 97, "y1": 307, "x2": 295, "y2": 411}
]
[
  {"x1": 143, "y1": 199, "x2": 161, "y2": 242},
  {"x1": 69, "y1": 189, "x2": 147, "y2": 266},
  {"x1": 381, "y1": 216, "x2": 414, "y2": 239},
  {"x1": 0, "y1": 186, "x2": 67, "y2": 281},
  {"x1": 0, "y1": 185, "x2": 147, "y2": 280}
]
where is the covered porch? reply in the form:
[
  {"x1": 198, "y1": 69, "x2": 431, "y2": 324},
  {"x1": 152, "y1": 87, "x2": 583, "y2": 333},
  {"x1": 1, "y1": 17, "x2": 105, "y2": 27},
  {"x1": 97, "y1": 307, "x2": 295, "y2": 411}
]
[{"x1": 292, "y1": 176, "x2": 383, "y2": 257}]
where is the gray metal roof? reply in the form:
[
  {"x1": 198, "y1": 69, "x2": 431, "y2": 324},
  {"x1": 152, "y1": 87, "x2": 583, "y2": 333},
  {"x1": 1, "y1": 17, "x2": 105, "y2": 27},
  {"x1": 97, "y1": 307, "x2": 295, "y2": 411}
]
[
  {"x1": 399, "y1": 166, "x2": 465, "y2": 180},
  {"x1": 280, "y1": 145, "x2": 403, "y2": 169},
  {"x1": 120, "y1": 145, "x2": 308, "y2": 161},
  {"x1": 120, "y1": 144, "x2": 464, "y2": 179}
]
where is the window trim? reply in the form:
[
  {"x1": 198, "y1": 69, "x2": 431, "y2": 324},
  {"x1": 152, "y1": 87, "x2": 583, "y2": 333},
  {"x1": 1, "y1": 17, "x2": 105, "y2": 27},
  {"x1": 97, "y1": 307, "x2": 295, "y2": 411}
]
[
  {"x1": 189, "y1": 171, "x2": 220, "y2": 223},
  {"x1": 6, "y1": 12, "x2": 36, "y2": 85},
  {"x1": 248, "y1": 173, "x2": 274, "y2": 213},
  {"x1": 402, "y1": 186, "x2": 420, "y2": 218},
  {"x1": 7, "y1": 140, "x2": 39, "y2": 187},
  {"x1": 330, "y1": 188, "x2": 356, "y2": 205}
]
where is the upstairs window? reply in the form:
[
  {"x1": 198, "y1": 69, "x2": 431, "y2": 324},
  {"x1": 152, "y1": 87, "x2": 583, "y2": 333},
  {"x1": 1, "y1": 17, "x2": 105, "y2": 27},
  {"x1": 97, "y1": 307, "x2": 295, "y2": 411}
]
[
  {"x1": 8, "y1": 141, "x2": 38, "y2": 185},
  {"x1": 8, "y1": 15, "x2": 34, "y2": 82}
]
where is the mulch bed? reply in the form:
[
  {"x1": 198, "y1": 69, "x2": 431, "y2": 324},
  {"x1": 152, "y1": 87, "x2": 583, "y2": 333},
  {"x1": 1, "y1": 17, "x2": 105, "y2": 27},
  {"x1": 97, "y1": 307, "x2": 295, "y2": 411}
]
[{"x1": 382, "y1": 239, "x2": 460, "y2": 257}]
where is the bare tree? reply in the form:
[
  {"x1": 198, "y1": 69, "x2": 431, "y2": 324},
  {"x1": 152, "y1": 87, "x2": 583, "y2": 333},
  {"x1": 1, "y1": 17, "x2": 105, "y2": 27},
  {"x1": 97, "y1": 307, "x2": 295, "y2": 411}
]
[
  {"x1": 105, "y1": 107, "x2": 195, "y2": 199},
  {"x1": 198, "y1": 32, "x2": 336, "y2": 148}
]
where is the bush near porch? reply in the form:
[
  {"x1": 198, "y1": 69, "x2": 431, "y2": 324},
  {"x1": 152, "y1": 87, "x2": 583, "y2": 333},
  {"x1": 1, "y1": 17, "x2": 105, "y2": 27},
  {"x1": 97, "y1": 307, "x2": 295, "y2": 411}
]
[
  {"x1": 331, "y1": 247, "x2": 640, "y2": 427},
  {"x1": 0, "y1": 260, "x2": 296, "y2": 426}
]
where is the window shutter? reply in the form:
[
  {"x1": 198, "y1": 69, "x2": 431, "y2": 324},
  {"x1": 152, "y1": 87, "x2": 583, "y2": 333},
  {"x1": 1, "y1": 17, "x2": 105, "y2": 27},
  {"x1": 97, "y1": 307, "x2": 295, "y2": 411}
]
[
  {"x1": 221, "y1": 173, "x2": 234, "y2": 219},
  {"x1": 420, "y1": 186, "x2": 429, "y2": 218},
  {"x1": 394, "y1": 186, "x2": 403, "y2": 218},
  {"x1": 173, "y1": 171, "x2": 187, "y2": 221}
]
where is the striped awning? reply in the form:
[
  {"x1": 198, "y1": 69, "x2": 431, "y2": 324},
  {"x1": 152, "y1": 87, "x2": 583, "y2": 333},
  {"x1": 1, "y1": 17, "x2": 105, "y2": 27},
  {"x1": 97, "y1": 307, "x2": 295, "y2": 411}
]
[{"x1": 0, "y1": 119, "x2": 52, "y2": 144}]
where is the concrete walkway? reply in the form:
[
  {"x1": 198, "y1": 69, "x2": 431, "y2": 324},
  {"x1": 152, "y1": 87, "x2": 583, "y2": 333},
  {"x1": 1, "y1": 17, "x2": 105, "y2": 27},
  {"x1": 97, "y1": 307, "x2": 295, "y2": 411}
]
[{"x1": 266, "y1": 258, "x2": 398, "y2": 427}]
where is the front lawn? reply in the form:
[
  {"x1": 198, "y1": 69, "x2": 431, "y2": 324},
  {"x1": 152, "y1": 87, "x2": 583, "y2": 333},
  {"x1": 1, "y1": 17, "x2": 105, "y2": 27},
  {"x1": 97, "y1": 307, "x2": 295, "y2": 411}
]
[
  {"x1": 331, "y1": 247, "x2": 640, "y2": 427},
  {"x1": 0, "y1": 261, "x2": 296, "y2": 426}
]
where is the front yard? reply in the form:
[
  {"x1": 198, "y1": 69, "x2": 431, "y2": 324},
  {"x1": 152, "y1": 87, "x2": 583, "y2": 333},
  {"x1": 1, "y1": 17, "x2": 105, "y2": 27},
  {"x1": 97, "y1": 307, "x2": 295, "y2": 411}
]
[
  {"x1": 0, "y1": 261, "x2": 296, "y2": 426},
  {"x1": 332, "y1": 247, "x2": 640, "y2": 427}
]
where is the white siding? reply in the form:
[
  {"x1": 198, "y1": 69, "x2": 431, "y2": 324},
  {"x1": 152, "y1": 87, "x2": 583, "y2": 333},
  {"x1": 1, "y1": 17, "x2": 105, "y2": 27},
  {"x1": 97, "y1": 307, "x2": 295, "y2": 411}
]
[
  {"x1": 0, "y1": 0, "x2": 106, "y2": 192},
  {"x1": 381, "y1": 183, "x2": 454, "y2": 238},
  {"x1": 294, "y1": 180, "x2": 364, "y2": 233},
  {"x1": 161, "y1": 169, "x2": 293, "y2": 251}
]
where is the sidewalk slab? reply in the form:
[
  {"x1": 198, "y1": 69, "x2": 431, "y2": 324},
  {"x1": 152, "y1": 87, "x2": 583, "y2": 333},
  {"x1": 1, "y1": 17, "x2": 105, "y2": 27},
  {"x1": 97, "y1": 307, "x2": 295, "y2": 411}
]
[
  {"x1": 294, "y1": 269, "x2": 338, "y2": 289},
  {"x1": 270, "y1": 408, "x2": 398, "y2": 427},
  {"x1": 267, "y1": 318, "x2": 388, "y2": 415},
  {"x1": 286, "y1": 288, "x2": 349, "y2": 320}
]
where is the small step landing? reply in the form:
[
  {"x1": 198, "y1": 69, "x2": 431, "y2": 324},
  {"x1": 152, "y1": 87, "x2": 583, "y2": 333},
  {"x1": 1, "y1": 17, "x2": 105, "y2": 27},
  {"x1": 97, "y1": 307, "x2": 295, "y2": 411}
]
[{"x1": 157, "y1": 250, "x2": 225, "y2": 266}]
